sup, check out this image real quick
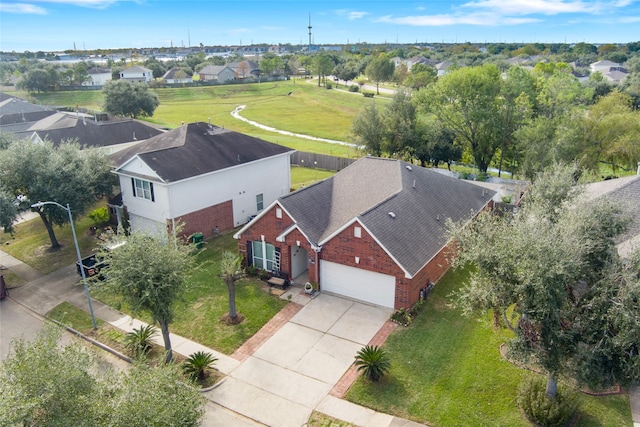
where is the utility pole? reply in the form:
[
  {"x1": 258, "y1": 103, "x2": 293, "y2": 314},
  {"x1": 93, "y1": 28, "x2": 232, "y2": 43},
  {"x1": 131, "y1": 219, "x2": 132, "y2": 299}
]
[{"x1": 308, "y1": 13, "x2": 312, "y2": 50}]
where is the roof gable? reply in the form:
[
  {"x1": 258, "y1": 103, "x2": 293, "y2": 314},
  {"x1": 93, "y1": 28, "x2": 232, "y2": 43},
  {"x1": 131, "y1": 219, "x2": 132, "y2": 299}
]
[
  {"x1": 279, "y1": 157, "x2": 495, "y2": 276},
  {"x1": 111, "y1": 122, "x2": 293, "y2": 182}
]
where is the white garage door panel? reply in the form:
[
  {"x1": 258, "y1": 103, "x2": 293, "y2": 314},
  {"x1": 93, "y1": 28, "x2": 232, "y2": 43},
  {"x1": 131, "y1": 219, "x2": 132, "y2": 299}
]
[{"x1": 320, "y1": 261, "x2": 395, "y2": 308}]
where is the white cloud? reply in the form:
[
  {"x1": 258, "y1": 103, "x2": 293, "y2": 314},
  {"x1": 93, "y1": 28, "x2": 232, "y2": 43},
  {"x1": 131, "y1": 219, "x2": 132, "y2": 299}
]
[
  {"x1": 461, "y1": 0, "x2": 596, "y2": 16},
  {"x1": 377, "y1": 12, "x2": 540, "y2": 26},
  {"x1": 618, "y1": 14, "x2": 640, "y2": 21},
  {"x1": 348, "y1": 11, "x2": 368, "y2": 20},
  {"x1": 29, "y1": 0, "x2": 136, "y2": 8},
  {"x1": 0, "y1": 3, "x2": 47, "y2": 13}
]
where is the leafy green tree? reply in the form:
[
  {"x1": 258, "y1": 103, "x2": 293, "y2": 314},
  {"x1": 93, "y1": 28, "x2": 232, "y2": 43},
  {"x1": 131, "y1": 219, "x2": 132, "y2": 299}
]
[
  {"x1": 350, "y1": 102, "x2": 385, "y2": 156},
  {"x1": 382, "y1": 89, "x2": 418, "y2": 157},
  {"x1": 415, "y1": 120, "x2": 461, "y2": 169},
  {"x1": 365, "y1": 54, "x2": 394, "y2": 94},
  {"x1": 403, "y1": 63, "x2": 436, "y2": 90},
  {"x1": 0, "y1": 190, "x2": 18, "y2": 234},
  {"x1": 220, "y1": 250, "x2": 243, "y2": 322},
  {"x1": 99, "y1": 230, "x2": 195, "y2": 363},
  {"x1": 102, "y1": 79, "x2": 160, "y2": 118},
  {"x1": 18, "y1": 68, "x2": 48, "y2": 93},
  {"x1": 0, "y1": 326, "x2": 100, "y2": 426},
  {"x1": 333, "y1": 61, "x2": 359, "y2": 83},
  {"x1": 0, "y1": 138, "x2": 114, "y2": 248},
  {"x1": 102, "y1": 362, "x2": 205, "y2": 426},
  {"x1": 449, "y1": 164, "x2": 638, "y2": 397},
  {"x1": 354, "y1": 345, "x2": 391, "y2": 382},
  {"x1": 73, "y1": 62, "x2": 91, "y2": 85},
  {"x1": 415, "y1": 64, "x2": 502, "y2": 172},
  {"x1": 570, "y1": 90, "x2": 640, "y2": 173},
  {"x1": 312, "y1": 53, "x2": 335, "y2": 87}
]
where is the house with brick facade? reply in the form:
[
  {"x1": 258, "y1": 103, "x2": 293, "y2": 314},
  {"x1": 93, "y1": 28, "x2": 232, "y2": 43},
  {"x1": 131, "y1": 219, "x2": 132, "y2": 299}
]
[
  {"x1": 111, "y1": 122, "x2": 294, "y2": 239},
  {"x1": 234, "y1": 157, "x2": 496, "y2": 309}
]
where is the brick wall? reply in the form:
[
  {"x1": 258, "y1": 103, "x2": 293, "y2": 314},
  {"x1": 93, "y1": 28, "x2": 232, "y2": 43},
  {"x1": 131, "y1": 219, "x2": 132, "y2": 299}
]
[
  {"x1": 172, "y1": 200, "x2": 234, "y2": 239},
  {"x1": 237, "y1": 206, "x2": 456, "y2": 310}
]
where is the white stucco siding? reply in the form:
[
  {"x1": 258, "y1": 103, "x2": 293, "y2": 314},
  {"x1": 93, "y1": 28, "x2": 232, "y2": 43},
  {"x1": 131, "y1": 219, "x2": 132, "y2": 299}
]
[
  {"x1": 167, "y1": 153, "x2": 291, "y2": 226},
  {"x1": 117, "y1": 175, "x2": 171, "y2": 223}
]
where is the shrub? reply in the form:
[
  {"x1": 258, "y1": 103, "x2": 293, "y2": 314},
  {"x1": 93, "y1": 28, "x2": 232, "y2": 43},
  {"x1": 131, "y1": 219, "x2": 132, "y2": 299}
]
[
  {"x1": 501, "y1": 194, "x2": 513, "y2": 204},
  {"x1": 476, "y1": 171, "x2": 489, "y2": 182},
  {"x1": 354, "y1": 345, "x2": 391, "y2": 382},
  {"x1": 88, "y1": 207, "x2": 110, "y2": 227},
  {"x1": 391, "y1": 308, "x2": 412, "y2": 326},
  {"x1": 183, "y1": 351, "x2": 217, "y2": 382},
  {"x1": 123, "y1": 324, "x2": 157, "y2": 359},
  {"x1": 325, "y1": 82, "x2": 333, "y2": 89},
  {"x1": 349, "y1": 84, "x2": 360, "y2": 92},
  {"x1": 517, "y1": 377, "x2": 578, "y2": 427},
  {"x1": 362, "y1": 92, "x2": 375, "y2": 98},
  {"x1": 246, "y1": 265, "x2": 258, "y2": 276}
]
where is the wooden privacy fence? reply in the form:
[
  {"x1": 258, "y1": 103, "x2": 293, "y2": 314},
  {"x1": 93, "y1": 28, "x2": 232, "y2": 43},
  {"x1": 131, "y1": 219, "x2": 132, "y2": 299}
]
[{"x1": 290, "y1": 151, "x2": 357, "y2": 172}]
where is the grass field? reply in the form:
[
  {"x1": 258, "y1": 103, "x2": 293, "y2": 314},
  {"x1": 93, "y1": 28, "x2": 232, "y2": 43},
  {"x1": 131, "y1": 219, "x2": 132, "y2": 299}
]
[
  {"x1": 346, "y1": 266, "x2": 633, "y2": 427},
  {"x1": 13, "y1": 80, "x2": 383, "y2": 157}
]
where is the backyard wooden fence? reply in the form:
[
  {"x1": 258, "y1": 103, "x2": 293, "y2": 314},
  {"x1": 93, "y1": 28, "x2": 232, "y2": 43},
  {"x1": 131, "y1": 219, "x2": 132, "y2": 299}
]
[{"x1": 290, "y1": 151, "x2": 357, "y2": 172}]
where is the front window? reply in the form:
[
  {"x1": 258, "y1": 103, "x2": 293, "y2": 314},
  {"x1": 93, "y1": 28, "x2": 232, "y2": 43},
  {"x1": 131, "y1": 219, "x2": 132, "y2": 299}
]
[
  {"x1": 252, "y1": 241, "x2": 279, "y2": 271},
  {"x1": 134, "y1": 178, "x2": 153, "y2": 201},
  {"x1": 256, "y1": 193, "x2": 264, "y2": 211}
]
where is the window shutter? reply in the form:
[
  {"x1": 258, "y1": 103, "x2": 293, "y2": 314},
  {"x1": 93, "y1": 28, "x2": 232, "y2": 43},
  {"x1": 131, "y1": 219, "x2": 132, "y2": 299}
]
[
  {"x1": 131, "y1": 178, "x2": 136, "y2": 197},
  {"x1": 246, "y1": 241, "x2": 253, "y2": 266},
  {"x1": 150, "y1": 182, "x2": 155, "y2": 202}
]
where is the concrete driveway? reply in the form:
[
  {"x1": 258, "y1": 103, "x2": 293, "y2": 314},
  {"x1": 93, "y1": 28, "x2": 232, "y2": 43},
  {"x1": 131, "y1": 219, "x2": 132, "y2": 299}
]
[{"x1": 206, "y1": 293, "x2": 392, "y2": 427}]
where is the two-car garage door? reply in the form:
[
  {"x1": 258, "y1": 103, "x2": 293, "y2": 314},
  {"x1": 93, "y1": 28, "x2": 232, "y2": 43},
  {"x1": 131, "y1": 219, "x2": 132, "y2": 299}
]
[{"x1": 319, "y1": 261, "x2": 396, "y2": 309}]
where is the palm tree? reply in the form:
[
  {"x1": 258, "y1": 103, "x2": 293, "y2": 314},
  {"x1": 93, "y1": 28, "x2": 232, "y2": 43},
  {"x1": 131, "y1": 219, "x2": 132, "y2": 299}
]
[
  {"x1": 123, "y1": 324, "x2": 157, "y2": 359},
  {"x1": 354, "y1": 345, "x2": 391, "y2": 382},
  {"x1": 183, "y1": 351, "x2": 218, "y2": 382},
  {"x1": 220, "y1": 251, "x2": 243, "y2": 321}
]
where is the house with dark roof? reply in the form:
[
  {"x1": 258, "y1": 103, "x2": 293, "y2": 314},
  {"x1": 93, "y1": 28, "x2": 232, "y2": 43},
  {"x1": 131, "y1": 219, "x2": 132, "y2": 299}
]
[
  {"x1": 234, "y1": 157, "x2": 496, "y2": 309},
  {"x1": 585, "y1": 166, "x2": 640, "y2": 258},
  {"x1": 13, "y1": 112, "x2": 163, "y2": 154},
  {"x1": 111, "y1": 122, "x2": 294, "y2": 239}
]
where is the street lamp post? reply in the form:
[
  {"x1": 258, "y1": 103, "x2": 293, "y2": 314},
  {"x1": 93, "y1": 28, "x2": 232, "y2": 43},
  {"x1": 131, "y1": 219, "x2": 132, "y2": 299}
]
[{"x1": 31, "y1": 201, "x2": 97, "y2": 329}]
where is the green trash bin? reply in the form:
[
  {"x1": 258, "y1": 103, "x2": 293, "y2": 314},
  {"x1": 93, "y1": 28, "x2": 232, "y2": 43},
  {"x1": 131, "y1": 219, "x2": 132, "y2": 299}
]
[{"x1": 191, "y1": 232, "x2": 204, "y2": 249}]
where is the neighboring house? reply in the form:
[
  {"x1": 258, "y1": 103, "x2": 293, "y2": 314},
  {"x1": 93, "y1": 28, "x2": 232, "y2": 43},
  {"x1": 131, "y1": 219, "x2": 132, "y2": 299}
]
[
  {"x1": 84, "y1": 67, "x2": 112, "y2": 86},
  {"x1": 590, "y1": 60, "x2": 623, "y2": 74},
  {"x1": 0, "y1": 95, "x2": 56, "y2": 132},
  {"x1": 111, "y1": 122, "x2": 294, "y2": 239},
  {"x1": 161, "y1": 67, "x2": 193, "y2": 84},
  {"x1": 234, "y1": 157, "x2": 496, "y2": 310},
  {"x1": 14, "y1": 112, "x2": 163, "y2": 154},
  {"x1": 435, "y1": 61, "x2": 454, "y2": 76},
  {"x1": 585, "y1": 166, "x2": 640, "y2": 258},
  {"x1": 119, "y1": 65, "x2": 154, "y2": 83},
  {"x1": 199, "y1": 65, "x2": 235, "y2": 83},
  {"x1": 505, "y1": 56, "x2": 531, "y2": 66},
  {"x1": 604, "y1": 69, "x2": 629, "y2": 83},
  {"x1": 228, "y1": 60, "x2": 260, "y2": 79}
]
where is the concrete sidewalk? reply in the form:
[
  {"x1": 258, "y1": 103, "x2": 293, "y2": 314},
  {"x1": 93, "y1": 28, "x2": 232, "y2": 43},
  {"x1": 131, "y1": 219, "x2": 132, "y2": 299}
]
[{"x1": 1, "y1": 246, "x2": 426, "y2": 426}]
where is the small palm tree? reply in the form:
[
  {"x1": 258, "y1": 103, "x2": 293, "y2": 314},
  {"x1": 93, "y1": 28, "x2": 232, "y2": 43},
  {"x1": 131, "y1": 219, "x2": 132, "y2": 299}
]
[
  {"x1": 354, "y1": 345, "x2": 391, "y2": 382},
  {"x1": 183, "y1": 351, "x2": 218, "y2": 382},
  {"x1": 123, "y1": 324, "x2": 157, "y2": 359}
]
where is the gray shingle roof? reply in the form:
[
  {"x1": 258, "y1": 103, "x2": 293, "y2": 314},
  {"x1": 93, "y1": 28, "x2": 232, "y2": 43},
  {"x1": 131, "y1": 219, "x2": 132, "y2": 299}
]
[
  {"x1": 280, "y1": 157, "x2": 495, "y2": 276},
  {"x1": 112, "y1": 122, "x2": 294, "y2": 182},
  {"x1": 13, "y1": 114, "x2": 163, "y2": 148},
  {"x1": 600, "y1": 175, "x2": 640, "y2": 244}
]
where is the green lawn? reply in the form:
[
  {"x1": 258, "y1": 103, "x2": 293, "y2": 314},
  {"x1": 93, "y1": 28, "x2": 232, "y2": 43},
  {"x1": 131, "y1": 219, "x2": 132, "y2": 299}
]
[
  {"x1": 91, "y1": 230, "x2": 287, "y2": 355},
  {"x1": 290, "y1": 165, "x2": 335, "y2": 189},
  {"x1": 0, "y1": 201, "x2": 106, "y2": 276},
  {"x1": 14, "y1": 80, "x2": 374, "y2": 157},
  {"x1": 346, "y1": 266, "x2": 632, "y2": 427}
]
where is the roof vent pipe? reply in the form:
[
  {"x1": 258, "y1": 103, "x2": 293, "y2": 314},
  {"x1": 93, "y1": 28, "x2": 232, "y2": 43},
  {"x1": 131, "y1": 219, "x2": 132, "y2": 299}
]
[
  {"x1": 388, "y1": 212, "x2": 396, "y2": 218},
  {"x1": 413, "y1": 180, "x2": 416, "y2": 189},
  {"x1": 406, "y1": 165, "x2": 412, "y2": 171}
]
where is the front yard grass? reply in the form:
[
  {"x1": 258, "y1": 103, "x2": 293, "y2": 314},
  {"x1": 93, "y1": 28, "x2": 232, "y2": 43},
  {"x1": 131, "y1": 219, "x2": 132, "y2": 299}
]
[
  {"x1": 0, "y1": 201, "x2": 106, "y2": 275},
  {"x1": 346, "y1": 266, "x2": 632, "y2": 427},
  {"x1": 91, "y1": 230, "x2": 287, "y2": 355}
]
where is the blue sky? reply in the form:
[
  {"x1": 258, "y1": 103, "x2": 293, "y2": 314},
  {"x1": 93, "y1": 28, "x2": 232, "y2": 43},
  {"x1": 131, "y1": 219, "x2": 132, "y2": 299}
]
[{"x1": 0, "y1": 0, "x2": 639, "y2": 52}]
